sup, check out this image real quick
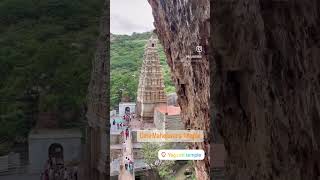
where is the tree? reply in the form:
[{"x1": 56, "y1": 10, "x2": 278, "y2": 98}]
[
  {"x1": 0, "y1": 0, "x2": 102, "y2": 144},
  {"x1": 141, "y1": 143, "x2": 176, "y2": 179}
]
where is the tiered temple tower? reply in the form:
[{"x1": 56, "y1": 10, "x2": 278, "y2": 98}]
[{"x1": 136, "y1": 35, "x2": 167, "y2": 122}]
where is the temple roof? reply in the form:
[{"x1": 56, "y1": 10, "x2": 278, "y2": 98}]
[{"x1": 155, "y1": 105, "x2": 181, "y2": 116}]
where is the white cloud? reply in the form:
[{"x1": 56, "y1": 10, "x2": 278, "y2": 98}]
[{"x1": 111, "y1": 0, "x2": 155, "y2": 35}]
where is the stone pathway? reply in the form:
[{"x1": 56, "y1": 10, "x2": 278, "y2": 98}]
[
  {"x1": 116, "y1": 115, "x2": 157, "y2": 179},
  {"x1": 118, "y1": 129, "x2": 135, "y2": 180}
]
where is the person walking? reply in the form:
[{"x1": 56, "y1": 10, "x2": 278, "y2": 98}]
[
  {"x1": 125, "y1": 128, "x2": 129, "y2": 139},
  {"x1": 117, "y1": 123, "x2": 119, "y2": 130},
  {"x1": 125, "y1": 130, "x2": 129, "y2": 140},
  {"x1": 125, "y1": 163, "x2": 128, "y2": 170},
  {"x1": 129, "y1": 159, "x2": 134, "y2": 174},
  {"x1": 124, "y1": 156, "x2": 128, "y2": 171},
  {"x1": 127, "y1": 158, "x2": 132, "y2": 172},
  {"x1": 112, "y1": 119, "x2": 115, "y2": 126}
]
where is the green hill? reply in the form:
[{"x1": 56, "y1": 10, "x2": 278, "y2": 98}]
[
  {"x1": 0, "y1": 0, "x2": 103, "y2": 143},
  {"x1": 111, "y1": 32, "x2": 176, "y2": 109}
]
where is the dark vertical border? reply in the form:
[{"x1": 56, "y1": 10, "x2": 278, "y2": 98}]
[
  {"x1": 104, "y1": 0, "x2": 111, "y2": 179},
  {"x1": 85, "y1": 0, "x2": 110, "y2": 179},
  {"x1": 209, "y1": 0, "x2": 214, "y2": 178},
  {"x1": 105, "y1": 0, "x2": 110, "y2": 178}
]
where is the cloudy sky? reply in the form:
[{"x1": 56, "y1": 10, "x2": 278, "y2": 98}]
[{"x1": 111, "y1": 0, "x2": 155, "y2": 35}]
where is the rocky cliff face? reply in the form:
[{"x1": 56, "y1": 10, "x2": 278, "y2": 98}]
[
  {"x1": 148, "y1": 0, "x2": 210, "y2": 179},
  {"x1": 86, "y1": 0, "x2": 109, "y2": 179},
  {"x1": 211, "y1": 1, "x2": 320, "y2": 180},
  {"x1": 149, "y1": 0, "x2": 320, "y2": 179}
]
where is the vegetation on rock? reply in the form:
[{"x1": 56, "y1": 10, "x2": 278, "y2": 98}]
[{"x1": 0, "y1": 0, "x2": 103, "y2": 145}]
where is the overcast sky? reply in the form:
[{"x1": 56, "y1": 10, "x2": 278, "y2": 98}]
[{"x1": 111, "y1": 0, "x2": 155, "y2": 35}]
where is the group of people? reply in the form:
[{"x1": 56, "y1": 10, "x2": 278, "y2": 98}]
[
  {"x1": 123, "y1": 114, "x2": 130, "y2": 122},
  {"x1": 122, "y1": 112, "x2": 134, "y2": 174},
  {"x1": 124, "y1": 156, "x2": 134, "y2": 174},
  {"x1": 112, "y1": 112, "x2": 135, "y2": 130},
  {"x1": 41, "y1": 158, "x2": 78, "y2": 180},
  {"x1": 123, "y1": 112, "x2": 134, "y2": 122},
  {"x1": 112, "y1": 120, "x2": 127, "y2": 130}
]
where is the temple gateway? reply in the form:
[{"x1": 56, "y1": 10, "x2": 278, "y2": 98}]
[{"x1": 136, "y1": 36, "x2": 167, "y2": 122}]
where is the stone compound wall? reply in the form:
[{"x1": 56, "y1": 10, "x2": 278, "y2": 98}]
[
  {"x1": 110, "y1": 134, "x2": 121, "y2": 145},
  {"x1": 110, "y1": 149, "x2": 121, "y2": 161},
  {"x1": 154, "y1": 110, "x2": 165, "y2": 129},
  {"x1": 148, "y1": 0, "x2": 210, "y2": 179},
  {"x1": 165, "y1": 115, "x2": 184, "y2": 130},
  {"x1": 131, "y1": 131, "x2": 138, "y2": 143},
  {"x1": 139, "y1": 102, "x2": 167, "y2": 122},
  {"x1": 211, "y1": 1, "x2": 320, "y2": 180},
  {"x1": 154, "y1": 110, "x2": 184, "y2": 130}
]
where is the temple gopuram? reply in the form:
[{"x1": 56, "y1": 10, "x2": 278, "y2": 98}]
[{"x1": 136, "y1": 35, "x2": 167, "y2": 122}]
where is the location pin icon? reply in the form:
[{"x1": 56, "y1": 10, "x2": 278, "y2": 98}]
[{"x1": 161, "y1": 152, "x2": 166, "y2": 157}]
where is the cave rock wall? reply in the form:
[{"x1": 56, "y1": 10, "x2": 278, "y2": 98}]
[
  {"x1": 148, "y1": 0, "x2": 210, "y2": 179},
  {"x1": 212, "y1": 1, "x2": 320, "y2": 180}
]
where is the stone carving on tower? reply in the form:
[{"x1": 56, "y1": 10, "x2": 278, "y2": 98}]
[{"x1": 136, "y1": 35, "x2": 167, "y2": 122}]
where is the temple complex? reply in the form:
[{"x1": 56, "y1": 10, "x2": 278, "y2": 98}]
[
  {"x1": 111, "y1": 35, "x2": 184, "y2": 179},
  {"x1": 136, "y1": 35, "x2": 167, "y2": 122}
]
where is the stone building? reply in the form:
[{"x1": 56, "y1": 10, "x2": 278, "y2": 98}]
[
  {"x1": 118, "y1": 102, "x2": 136, "y2": 116},
  {"x1": 154, "y1": 105, "x2": 184, "y2": 130},
  {"x1": 136, "y1": 36, "x2": 167, "y2": 122}
]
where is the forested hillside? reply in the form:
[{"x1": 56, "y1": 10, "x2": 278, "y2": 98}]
[
  {"x1": 0, "y1": 0, "x2": 103, "y2": 149},
  {"x1": 111, "y1": 32, "x2": 175, "y2": 109}
]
